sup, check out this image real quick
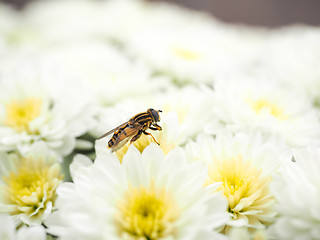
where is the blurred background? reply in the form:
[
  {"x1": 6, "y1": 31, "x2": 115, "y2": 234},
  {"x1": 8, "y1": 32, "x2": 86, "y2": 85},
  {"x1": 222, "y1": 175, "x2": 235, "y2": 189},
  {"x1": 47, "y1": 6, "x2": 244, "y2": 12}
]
[{"x1": 1, "y1": 0, "x2": 320, "y2": 27}]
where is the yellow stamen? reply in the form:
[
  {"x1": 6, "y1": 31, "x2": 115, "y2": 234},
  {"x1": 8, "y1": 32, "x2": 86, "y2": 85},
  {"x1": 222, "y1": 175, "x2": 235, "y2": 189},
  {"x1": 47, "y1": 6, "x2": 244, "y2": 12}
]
[
  {"x1": 116, "y1": 133, "x2": 175, "y2": 163},
  {"x1": 206, "y1": 155, "x2": 274, "y2": 226},
  {"x1": 3, "y1": 98, "x2": 43, "y2": 132},
  {"x1": 2, "y1": 156, "x2": 63, "y2": 220},
  {"x1": 116, "y1": 183, "x2": 179, "y2": 239},
  {"x1": 249, "y1": 98, "x2": 287, "y2": 120},
  {"x1": 172, "y1": 47, "x2": 200, "y2": 61}
]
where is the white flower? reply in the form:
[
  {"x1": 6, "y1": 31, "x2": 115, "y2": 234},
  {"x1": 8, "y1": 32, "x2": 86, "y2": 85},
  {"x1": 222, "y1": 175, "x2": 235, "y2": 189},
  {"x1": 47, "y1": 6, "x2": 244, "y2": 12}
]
[
  {"x1": 97, "y1": 0, "x2": 154, "y2": 41},
  {"x1": 0, "y1": 3, "x2": 20, "y2": 53},
  {"x1": 0, "y1": 60, "x2": 95, "y2": 156},
  {"x1": 126, "y1": 23, "x2": 256, "y2": 84},
  {"x1": 206, "y1": 76, "x2": 320, "y2": 148},
  {"x1": 98, "y1": 0, "x2": 221, "y2": 45},
  {"x1": 186, "y1": 132, "x2": 291, "y2": 233},
  {"x1": 250, "y1": 26, "x2": 320, "y2": 103},
  {"x1": 120, "y1": 1, "x2": 264, "y2": 84},
  {"x1": 155, "y1": 86, "x2": 214, "y2": 139},
  {"x1": 0, "y1": 143, "x2": 63, "y2": 225},
  {"x1": 0, "y1": 214, "x2": 46, "y2": 240},
  {"x1": 41, "y1": 41, "x2": 169, "y2": 106},
  {"x1": 21, "y1": 0, "x2": 106, "y2": 45},
  {"x1": 270, "y1": 146, "x2": 320, "y2": 240},
  {"x1": 47, "y1": 144, "x2": 229, "y2": 240}
]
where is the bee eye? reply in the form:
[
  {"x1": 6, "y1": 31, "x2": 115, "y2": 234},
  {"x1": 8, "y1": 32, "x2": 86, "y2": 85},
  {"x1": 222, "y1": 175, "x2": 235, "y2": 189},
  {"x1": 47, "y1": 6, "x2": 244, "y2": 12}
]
[{"x1": 150, "y1": 109, "x2": 160, "y2": 122}]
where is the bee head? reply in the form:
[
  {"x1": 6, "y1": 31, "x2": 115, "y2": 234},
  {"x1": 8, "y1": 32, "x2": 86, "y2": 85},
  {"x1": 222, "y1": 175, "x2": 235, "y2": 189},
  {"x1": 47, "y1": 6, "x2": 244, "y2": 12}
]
[{"x1": 148, "y1": 108, "x2": 162, "y2": 122}]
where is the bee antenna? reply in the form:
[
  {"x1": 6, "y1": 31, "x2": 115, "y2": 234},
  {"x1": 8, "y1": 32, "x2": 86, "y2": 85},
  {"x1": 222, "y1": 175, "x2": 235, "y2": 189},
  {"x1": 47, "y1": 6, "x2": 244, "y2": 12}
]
[{"x1": 158, "y1": 110, "x2": 162, "y2": 112}]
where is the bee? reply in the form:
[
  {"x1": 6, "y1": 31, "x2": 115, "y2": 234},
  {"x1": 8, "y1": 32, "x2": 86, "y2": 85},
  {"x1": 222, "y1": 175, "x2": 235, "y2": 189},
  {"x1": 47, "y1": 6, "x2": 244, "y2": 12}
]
[{"x1": 97, "y1": 108, "x2": 162, "y2": 152}]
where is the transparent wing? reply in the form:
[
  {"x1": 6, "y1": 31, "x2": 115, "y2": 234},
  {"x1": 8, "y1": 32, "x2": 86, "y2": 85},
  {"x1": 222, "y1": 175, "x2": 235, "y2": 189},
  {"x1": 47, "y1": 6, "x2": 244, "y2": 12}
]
[
  {"x1": 110, "y1": 137, "x2": 131, "y2": 153},
  {"x1": 97, "y1": 122, "x2": 128, "y2": 140}
]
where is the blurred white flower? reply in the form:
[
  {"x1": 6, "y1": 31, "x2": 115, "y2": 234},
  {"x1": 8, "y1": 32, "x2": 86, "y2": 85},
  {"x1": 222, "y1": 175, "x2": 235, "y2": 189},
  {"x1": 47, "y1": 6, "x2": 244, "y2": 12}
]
[
  {"x1": 186, "y1": 132, "x2": 291, "y2": 233},
  {"x1": 98, "y1": 0, "x2": 154, "y2": 41},
  {"x1": 47, "y1": 144, "x2": 229, "y2": 240},
  {"x1": 112, "y1": 0, "x2": 265, "y2": 84},
  {"x1": 251, "y1": 27, "x2": 320, "y2": 102},
  {"x1": 126, "y1": 20, "x2": 262, "y2": 84},
  {"x1": 155, "y1": 86, "x2": 215, "y2": 139},
  {"x1": 270, "y1": 146, "x2": 320, "y2": 240},
  {"x1": 0, "y1": 60, "x2": 95, "y2": 156},
  {"x1": 21, "y1": 0, "x2": 107, "y2": 46},
  {"x1": 228, "y1": 227, "x2": 268, "y2": 240},
  {"x1": 99, "y1": 0, "x2": 221, "y2": 44},
  {"x1": 0, "y1": 143, "x2": 63, "y2": 225},
  {"x1": 206, "y1": 77, "x2": 320, "y2": 147},
  {"x1": 41, "y1": 41, "x2": 169, "y2": 106},
  {"x1": 0, "y1": 214, "x2": 46, "y2": 240},
  {"x1": 0, "y1": 3, "x2": 20, "y2": 47}
]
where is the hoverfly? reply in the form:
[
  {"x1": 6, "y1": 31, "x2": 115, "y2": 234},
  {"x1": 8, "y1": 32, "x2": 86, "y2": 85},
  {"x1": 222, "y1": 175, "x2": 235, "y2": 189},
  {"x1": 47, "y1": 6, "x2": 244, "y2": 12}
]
[{"x1": 97, "y1": 108, "x2": 162, "y2": 152}]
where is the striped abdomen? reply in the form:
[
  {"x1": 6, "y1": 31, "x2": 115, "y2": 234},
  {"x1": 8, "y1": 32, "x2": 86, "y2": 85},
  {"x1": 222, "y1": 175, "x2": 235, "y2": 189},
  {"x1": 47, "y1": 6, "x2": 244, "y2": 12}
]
[{"x1": 108, "y1": 124, "x2": 129, "y2": 148}]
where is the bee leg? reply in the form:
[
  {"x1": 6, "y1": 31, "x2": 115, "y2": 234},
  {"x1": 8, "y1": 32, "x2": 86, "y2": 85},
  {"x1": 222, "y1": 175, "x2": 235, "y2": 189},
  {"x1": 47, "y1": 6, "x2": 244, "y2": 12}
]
[
  {"x1": 143, "y1": 131, "x2": 160, "y2": 145},
  {"x1": 149, "y1": 124, "x2": 162, "y2": 131},
  {"x1": 130, "y1": 131, "x2": 142, "y2": 143}
]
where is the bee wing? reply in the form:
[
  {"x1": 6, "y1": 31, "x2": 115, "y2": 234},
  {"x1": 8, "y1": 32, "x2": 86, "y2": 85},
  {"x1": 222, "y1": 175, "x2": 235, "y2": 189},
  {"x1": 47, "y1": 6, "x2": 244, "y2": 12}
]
[
  {"x1": 110, "y1": 124, "x2": 143, "y2": 152},
  {"x1": 110, "y1": 137, "x2": 131, "y2": 152},
  {"x1": 97, "y1": 122, "x2": 128, "y2": 140}
]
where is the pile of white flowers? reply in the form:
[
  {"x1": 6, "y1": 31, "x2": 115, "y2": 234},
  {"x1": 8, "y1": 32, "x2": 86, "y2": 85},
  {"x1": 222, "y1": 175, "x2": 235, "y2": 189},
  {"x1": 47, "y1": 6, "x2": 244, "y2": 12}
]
[{"x1": 1, "y1": 0, "x2": 320, "y2": 239}]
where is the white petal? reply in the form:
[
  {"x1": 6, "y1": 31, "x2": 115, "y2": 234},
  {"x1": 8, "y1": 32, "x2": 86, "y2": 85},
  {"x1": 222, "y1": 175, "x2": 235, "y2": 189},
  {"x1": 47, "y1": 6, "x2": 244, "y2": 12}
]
[
  {"x1": 70, "y1": 154, "x2": 93, "y2": 180},
  {"x1": 16, "y1": 226, "x2": 46, "y2": 240}
]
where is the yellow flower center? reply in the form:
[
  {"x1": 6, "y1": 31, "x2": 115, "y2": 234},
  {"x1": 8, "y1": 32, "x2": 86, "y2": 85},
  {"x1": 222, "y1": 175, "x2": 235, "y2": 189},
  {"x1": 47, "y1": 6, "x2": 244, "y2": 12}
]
[
  {"x1": 2, "y1": 156, "x2": 63, "y2": 219},
  {"x1": 3, "y1": 98, "x2": 43, "y2": 132},
  {"x1": 206, "y1": 155, "x2": 274, "y2": 226},
  {"x1": 249, "y1": 98, "x2": 287, "y2": 120},
  {"x1": 172, "y1": 47, "x2": 200, "y2": 61},
  {"x1": 116, "y1": 184, "x2": 180, "y2": 239},
  {"x1": 116, "y1": 132, "x2": 175, "y2": 163}
]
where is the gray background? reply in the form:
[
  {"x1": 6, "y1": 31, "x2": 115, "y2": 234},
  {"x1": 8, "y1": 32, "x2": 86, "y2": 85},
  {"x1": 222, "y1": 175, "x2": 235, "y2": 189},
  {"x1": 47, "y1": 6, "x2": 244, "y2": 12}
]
[{"x1": 2, "y1": 0, "x2": 320, "y2": 27}]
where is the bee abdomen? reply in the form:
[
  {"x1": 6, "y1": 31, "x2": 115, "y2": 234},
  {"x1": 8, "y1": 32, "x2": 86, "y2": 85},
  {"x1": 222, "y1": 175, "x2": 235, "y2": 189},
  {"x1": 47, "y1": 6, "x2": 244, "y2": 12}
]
[
  {"x1": 108, "y1": 139, "x2": 114, "y2": 148},
  {"x1": 108, "y1": 124, "x2": 128, "y2": 148}
]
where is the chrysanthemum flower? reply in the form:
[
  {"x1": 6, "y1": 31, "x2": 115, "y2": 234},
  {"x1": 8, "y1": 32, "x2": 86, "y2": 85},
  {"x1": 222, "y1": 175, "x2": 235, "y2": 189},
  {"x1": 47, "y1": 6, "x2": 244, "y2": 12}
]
[
  {"x1": 47, "y1": 144, "x2": 229, "y2": 240},
  {"x1": 251, "y1": 27, "x2": 320, "y2": 103},
  {"x1": 21, "y1": 0, "x2": 106, "y2": 45},
  {"x1": 122, "y1": 1, "x2": 262, "y2": 84},
  {"x1": 0, "y1": 61, "x2": 95, "y2": 156},
  {"x1": 155, "y1": 86, "x2": 214, "y2": 139},
  {"x1": 270, "y1": 146, "x2": 320, "y2": 240},
  {"x1": 0, "y1": 214, "x2": 46, "y2": 240},
  {"x1": 41, "y1": 41, "x2": 168, "y2": 106},
  {"x1": 206, "y1": 77, "x2": 320, "y2": 147},
  {"x1": 0, "y1": 143, "x2": 63, "y2": 225},
  {"x1": 186, "y1": 132, "x2": 290, "y2": 233}
]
